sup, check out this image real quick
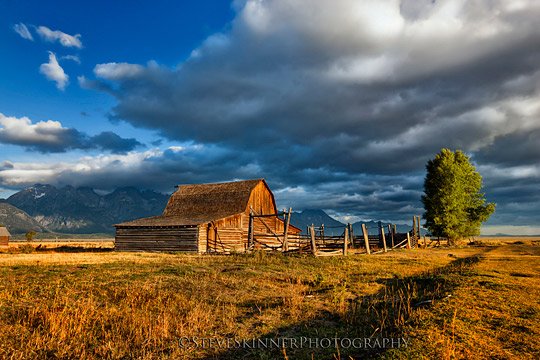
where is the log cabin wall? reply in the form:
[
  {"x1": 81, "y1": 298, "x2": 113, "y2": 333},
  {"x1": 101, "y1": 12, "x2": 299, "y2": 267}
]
[
  {"x1": 197, "y1": 225, "x2": 207, "y2": 253},
  {"x1": 115, "y1": 226, "x2": 199, "y2": 252},
  {"x1": 208, "y1": 214, "x2": 244, "y2": 252},
  {"x1": 212, "y1": 228, "x2": 244, "y2": 252}
]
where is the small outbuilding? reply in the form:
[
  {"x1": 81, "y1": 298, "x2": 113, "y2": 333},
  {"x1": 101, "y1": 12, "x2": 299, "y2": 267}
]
[
  {"x1": 115, "y1": 179, "x2": 300, "y2": 253},
  {"x1": 0, "y1": 227, "x2": 10, "y2": 247}
]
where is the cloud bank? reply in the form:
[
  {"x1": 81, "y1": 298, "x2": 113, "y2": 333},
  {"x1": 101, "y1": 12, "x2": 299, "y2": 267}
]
[
  {"x1": 0, "y1": 113, "x2": 142, "y2": 153},
  {"x1": 86, "y1": 1, "x2": 540, "y2": 169},
  {"x1": 0, "y1": 142, "x2": 537, "y2": 228}
]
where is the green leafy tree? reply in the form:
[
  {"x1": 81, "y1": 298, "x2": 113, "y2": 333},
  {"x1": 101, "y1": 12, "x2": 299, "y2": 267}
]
[
  {"x1": 422, "y1": 149, "x2": 495, "y2": 244},
  {"x1": 25, "y1": 231, "x2": 37, "y2": 241}
]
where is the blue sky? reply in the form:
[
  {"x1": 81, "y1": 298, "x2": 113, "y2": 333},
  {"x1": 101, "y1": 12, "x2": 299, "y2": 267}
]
[
  {"x1": 1, "y1": 0, "x2": 539, "y2": 234},
  {"x1": 0, "y1": 0, "x2": 233, "y2": 143}
]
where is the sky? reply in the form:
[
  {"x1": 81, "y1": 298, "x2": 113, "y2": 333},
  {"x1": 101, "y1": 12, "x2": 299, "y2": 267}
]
[{"x1": 0, "y1": 0, "x2": 539, "y2": 235}]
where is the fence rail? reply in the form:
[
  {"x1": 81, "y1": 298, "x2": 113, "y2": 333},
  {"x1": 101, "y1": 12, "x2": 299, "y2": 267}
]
[{"x1": 248, "y1": 212, "x2": 425, "y2": 256}]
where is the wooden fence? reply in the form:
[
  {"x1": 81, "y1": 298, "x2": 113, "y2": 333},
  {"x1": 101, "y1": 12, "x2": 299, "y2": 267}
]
[{"x1": 248, "y1": 212, "x2": 424, "y2": 257}]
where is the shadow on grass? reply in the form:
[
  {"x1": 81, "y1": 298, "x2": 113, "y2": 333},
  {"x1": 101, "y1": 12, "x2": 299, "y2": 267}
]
[
  {"x1": 35, "y1": 245, "x2": 114, "y2": 253},
  {"x1": 200, "y1": 249, "x2": 493, "y2": 360}
]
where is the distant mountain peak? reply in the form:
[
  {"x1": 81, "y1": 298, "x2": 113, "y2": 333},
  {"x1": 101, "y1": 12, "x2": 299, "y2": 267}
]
[
  {"x1": 0, "y1": 202, "x2": 48, "y2": 234},
  {"x1": 290, "y1": 209, "x2": 345, "y2": 235},
  {"x1": 27, "y1": 183, "x2": 54, "y2": 191},
  {"x1": 6, "y1": 184, "x2": 170, "y2": 234}
]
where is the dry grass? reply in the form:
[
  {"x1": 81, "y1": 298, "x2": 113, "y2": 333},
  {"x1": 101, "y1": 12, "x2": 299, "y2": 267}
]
[
  {"x1": 0, "y1": 238, "x2": 538, "y2": 359},
  {"x1": 394, "y1": 241, "x2": 540, "y2": 359}
]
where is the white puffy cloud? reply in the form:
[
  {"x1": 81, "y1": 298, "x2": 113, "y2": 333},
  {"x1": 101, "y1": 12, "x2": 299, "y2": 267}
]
[
  {"x1": 36, "y1": 25, "x2": 83, "y2": 48},
  {"x1": 0, "y1": 113, "x2": 142, "y2": 153},
  {"x1": 94, "y1": 63, "x2": 144, "y2": 80},
  {"x1": 39, "y1": 52, "x2": 69, "y2": 90},
  {"x1": 13, "y1": 23, "x2": 33, "y2": 41},
  {"x1": 0, "y1": 113, "x2": 68, "y2": 146}
]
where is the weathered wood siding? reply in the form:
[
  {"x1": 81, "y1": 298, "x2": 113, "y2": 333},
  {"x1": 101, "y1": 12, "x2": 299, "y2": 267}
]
[
  {"x1": 115, "y1": 226, "x2": 199, "y2": 252},
  {"x1": 204, "y1": 182, "x2": 290, "y2": 252},
  {"x1": 243, "y1": 181, "x2": 280, "y2": 242},
  {"x1": 206, "y1": 214, "x2": 245, "y2": 252},
  {"x1": 197, "y1": 225, "x2": 207, "y2": 253},
  {"x1": 212, "y1": 227, "x2": 244, "y2": 252},
  {"x1": 213, "y1": 214, "x2": 243, "y2": 228},
  {"x1": 0, "y1": 236, "x2": 8, "y2": 247},
  {"x1": 248, "y1": 181, "x2": 278, "y2": 216}
]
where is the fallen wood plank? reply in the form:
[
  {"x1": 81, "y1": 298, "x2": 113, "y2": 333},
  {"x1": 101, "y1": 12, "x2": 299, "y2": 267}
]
[{"x1": 315, "y1": 250, "x2": 343, "y2": 257}]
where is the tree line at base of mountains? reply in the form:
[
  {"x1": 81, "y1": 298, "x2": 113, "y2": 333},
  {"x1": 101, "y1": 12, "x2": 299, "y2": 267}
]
[{"x1": 422, "y1": 148, "x2": 495, "y2": 245}]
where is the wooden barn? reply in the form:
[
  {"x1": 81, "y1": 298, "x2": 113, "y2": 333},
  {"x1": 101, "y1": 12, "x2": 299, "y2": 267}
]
[
  {"x1": 115, "y1": 179, "x2": 301, "y2": 253},
  {"x1": 0, "y1": 227, "x2": 10, "y2": 247}
]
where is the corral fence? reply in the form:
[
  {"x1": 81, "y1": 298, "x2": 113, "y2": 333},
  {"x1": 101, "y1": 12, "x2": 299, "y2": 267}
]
[{"x1": 248, "y1": 211, "x2": 426, "y2": 257}]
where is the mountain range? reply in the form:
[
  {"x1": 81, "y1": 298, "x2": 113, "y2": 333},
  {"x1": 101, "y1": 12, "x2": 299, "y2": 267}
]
[
  {"x1": 1, "y1": 184, "x2": 419, "y2": 235},
  {"x1": 4, "y1": 184, "x2": 169, "y2": 233},
  {"x1": 0, "y1": 201, "x2": 47, "y2": 234}
]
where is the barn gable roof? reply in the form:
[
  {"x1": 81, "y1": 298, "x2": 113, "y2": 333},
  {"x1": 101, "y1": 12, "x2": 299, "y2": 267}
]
[
  {"x1": 163, "y1": 179, "x2": 263, "y2": 218},
  {"x1": 0, "y1": 227, "x2": 11, "y2": 237},
  {"x1": 116, "y1": 179, "x2": 269, "y2": 227}
]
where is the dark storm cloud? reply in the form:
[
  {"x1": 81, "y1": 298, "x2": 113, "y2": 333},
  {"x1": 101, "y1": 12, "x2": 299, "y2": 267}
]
[
  {"x1": 478, "y1": 163, "x2": 540, "y2": 226},
  {"x1": 49, "y1": 146, "x2": 261, "y2": 192},
  {"x1": 90, "y1": 132, "x2": 143, "y2": 154},
  {"x1": 0, "y1": 144, "x2": 425, "y2": 224},
  {"x1": 89, "y1": 3, "x2": 540, "y2": 152},
  {"x1": 474, "y1": 128, "x2": 540, "y2": 166},
  {"x1": 0, "y1": 113, "x2": 142, "y2": 153}
]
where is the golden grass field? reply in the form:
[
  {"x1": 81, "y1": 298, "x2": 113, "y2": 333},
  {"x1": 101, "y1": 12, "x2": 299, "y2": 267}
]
[{"x1": 0, "y1": 237, "x2": 538, "y2": 359}]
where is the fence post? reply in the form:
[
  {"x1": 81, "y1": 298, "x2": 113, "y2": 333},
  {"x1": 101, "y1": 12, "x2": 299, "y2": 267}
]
[
  {"x1": 406, "y1": 232, "x2": 411, "y2": 249},
  {"x1": 248, "y1": 207, "x2": 254, "y2": 250},
  {"x1": 343, "y1": 226, "x2": 349, "y2": 255},
  {"x1": 388, "y1": 224, "x2": 394, "y2": 248},
  {"x1": 379, "y1": 221, "x2": 387, "y2": 253},
  {"x1": 412, "y1": 216, "x2": 417, "y2": 240},
  {"x1": 348, "y1": 223, "x2": 354, "y2": 249},
  {"x1": 283, "y1": 207, "x2": 291, "y2": 252},
  {"x1": 310, "y1": 224, "x2": 317, "y2": 255},
  {"x1": 362, "y1": 223, "x2": 370, "y2": 255},
  {"x1": 416, "y1": 216, "x2": 421, "y2": 245}
]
